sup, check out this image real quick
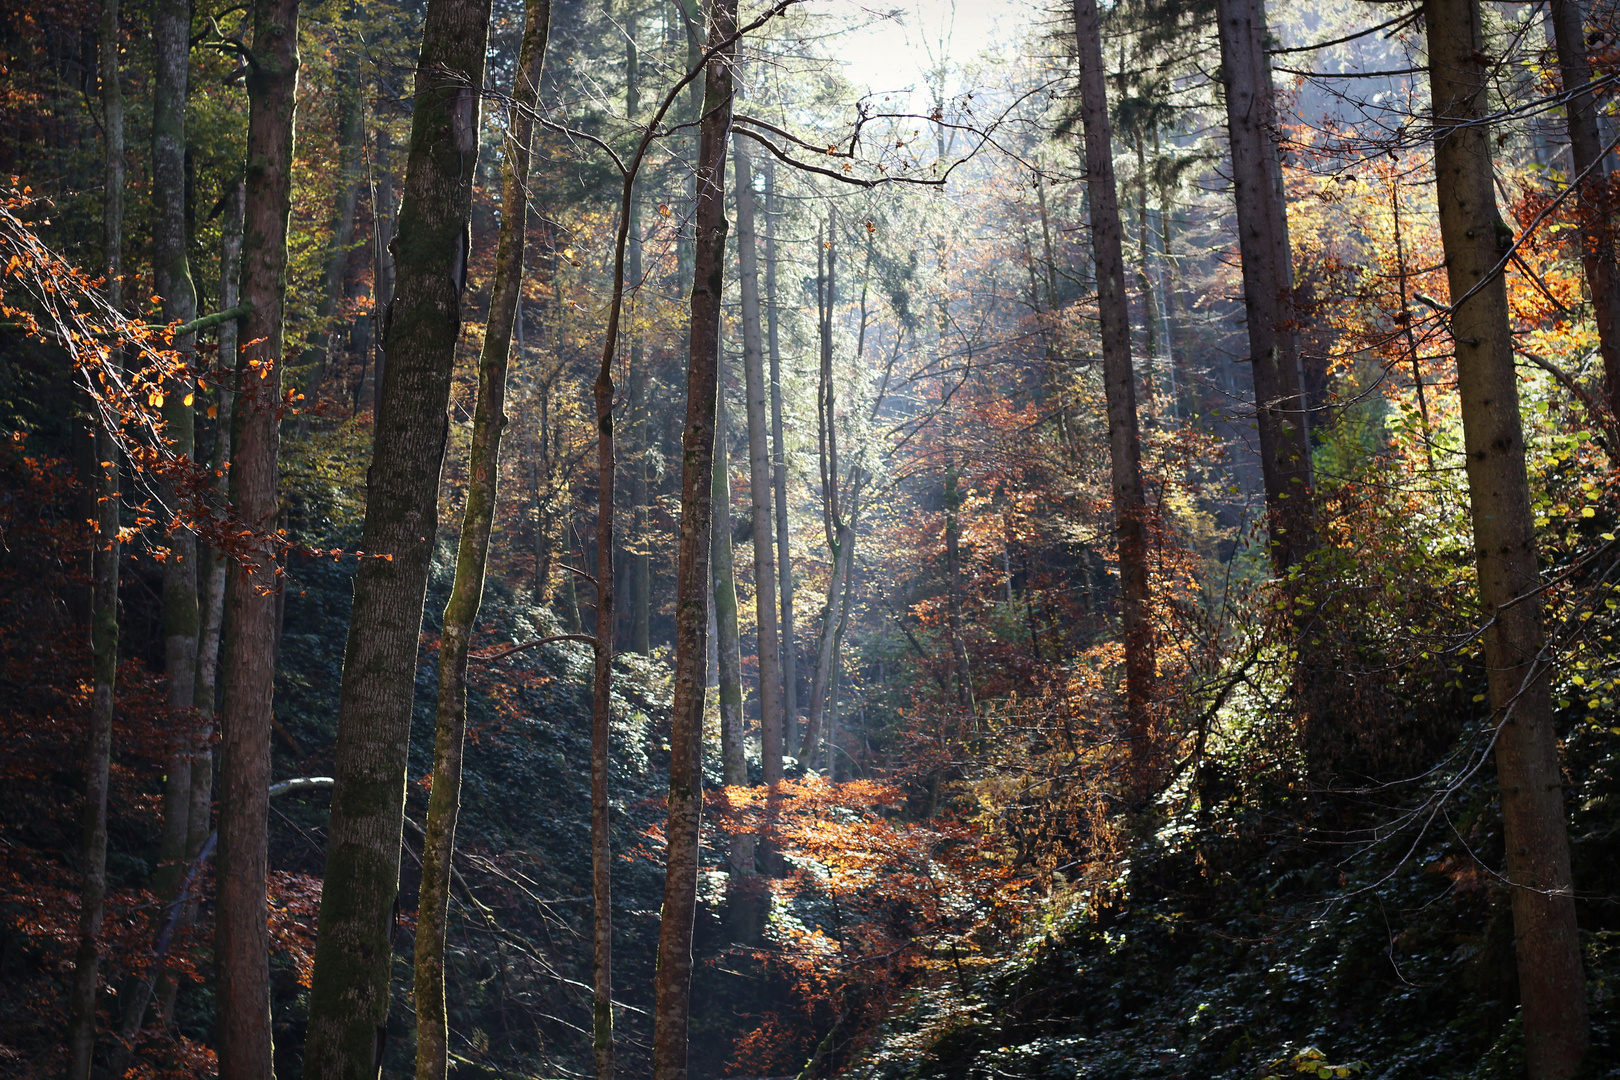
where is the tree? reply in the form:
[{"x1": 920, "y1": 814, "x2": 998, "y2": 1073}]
[
  {"x1": 652, "y1": 0, "x2": 735, "y2": 1073},
  {"x1": 1547, "y1": 0, "x2": 1620, "y2": 418},
  {"x1": 1423, "y1": 0, "x2": 1588, "y2": 1073},
  {"x1": 1071, "y1": 0, "x2": 1155, "y2": 764},
  {"x1": 215, "y1": 0, "x2": 300, "y2": 1076},
  {"x1": 415, "y1": 2, "x2": 551, "y2": 1078},
  {"x1": 301, "y1": 0, "x2": 495, "y2": 1071},
  {"x1": 765, "y1": 154, "x2": 796, "y2": 776},
  {"x1": 1215, "y1": 0, "x2": 1316, "y2": 571},
  {"x1": 65, "y1": 1, "x2": 124, "y2": 1072},
  {"x1": 732, "y1": 137, "x2": 785, "y2": 787}
]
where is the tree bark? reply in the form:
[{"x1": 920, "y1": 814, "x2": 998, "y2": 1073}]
[
  {"x1": 301, "y1": 0, "x2": 491, "y2": 1073},
  {"x1": 652, "y1": 1, "x2": 734, "y2": 1074},
  {"x1": 712, "y1": 398, "x2": 746, "y2": 790},
  {"x1": 300, "y1": 49, "x2": 365, "y2": 404},
  {"x1": 152, "y1": 0, "x2": 200, "y2": 935},
  {"x1": 626, "y1": 2, "x2": 652, "y2": 657},
  {"x1": 733, "y1": 139, "x2": 784, "y2": 783},
  {"x1": 67, "y1": 7, "x2": 123, "y2": 1073},
  {"x1": 1548, "y1": 0, "x2": 1620, "y2": 417},
  {"x1": 1215, "y1": 0, "x2": 1315, "y2": 570},
  {"x1": 414, "y1": 4, "x2": 549, "y2": 1079},
  {"x1": 1072, "y1": 0, "x2": 1155, "y2": 765},
  {"x1": 1424, "y1": 0, "x2": 1589, "y2": 1074},
  {"x1": 763, "y1": 156, "x2": 796, "y2": 767},
  {"x1": 216, "y1": 0, "x2": 299, "y2": 1076}
]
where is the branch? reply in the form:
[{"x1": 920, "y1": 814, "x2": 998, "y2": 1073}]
[{"x1": 471, "y1": 633, "x2": 600, "y2": 663}]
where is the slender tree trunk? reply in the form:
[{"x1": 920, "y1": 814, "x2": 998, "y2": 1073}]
[
  {"x1": 1548, "y1": 0, "x2": 1620, "y2": 417},
  {"x1": 712, "y1": 399, "x2": 745, "y2": 786},
  {"x1": 369, "y1": 123, "x2": 397, "y2": 410},
  {"x1": 653, "y1": 1, "x2": 734, "y2": 1073},
  {"x1": 1215, "y1": 0, "x2": 1315, "y2": 570},
  {"x1": 216, "y1": 1, "x2": 299, "y2": 1076},
  {"x1": 626, "y1": 3, "x2": 652, "y2": 657},
  {"x1": 1072, "y1": 0, "x2": 1155, "y2": 765},
  {"x1": 762, "y1": 157, "x2": 796, "y2": 767},
  {"x1": 943, "y1": 455, "x2": 973, "y2": 711},
  {"x1": 802, "y1": 214, "x2": 849, "y2": 761},
  {"x1": 733, "y1": 139, "x2": 784, "y2": 782},
  {"x1": 67, "y1": 8, "x2": 123, "y2": 1073},
  {"x1": 152, "y1": 0, "x2": 199, "y2": 937},
  {"x1": 1425, "y1": 0, "x2": 1589, "y2": 1074},
  {"x1": 414, "y1": 5, "x2": 549, "y2": 1080},
  {"x1": 301, "y1": 50, "x2": 365, "y2": 404},
  {"x1": 302, "y1": 0, "x2": 491, "y2": 1073}
]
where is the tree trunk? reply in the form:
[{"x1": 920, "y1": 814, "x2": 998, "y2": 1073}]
[
  {"x1": 1424, "y1": 0, "x2": 1589, "y2": 1073},
  {"x1": 301, "y1": 0, "x2": 491, "y2": 1073},
  {"x1": 368, "y1": 123, "x2": 397, "y2": 411},
  {"x1": 1215, "y1": 0, "x2": 1315, "y2": 570},
  {"x1": 67, "y1": 7, "x2": 123, "y2": 1072},
  {"x1": 732, "y1": 139, "x2": 784, "y2": 783},
  {"x1": 1548, "y1": 0, "x2": 1620, "y2": 417},
  {"x1": 801, "y1": 214, "x2": 849, "y2": 762},
  {"x1": 215, "y1": 0, "x2": 299, "y2": 1076},
  {"x1": 652, "y1": 1, "x2": 734, "y2": 1073},
  {"x1": 414, "y1": 4, "x2": 549, "y2": 1080},
  {"x1": 943, "y1": 455, "x2": 973, "y2": 711},
  {"x1": 626, "y1": 2, "x2": 652, "y2": 657},
  {"x1": 1071, "y1": 0, "x2": 1155, "y2": 766},
  {"x1": 152, "y1": 0, "x2": 200, "y2": 937},
  {"x1": 301, "y1": 50, "x2": 365, "y2": 405},
  {"x1": 762, "y1": 156, "x2": 796, "y2": 766},
  {"x1": 713, "y1": 398, "x2": 746, "y2": 790}
]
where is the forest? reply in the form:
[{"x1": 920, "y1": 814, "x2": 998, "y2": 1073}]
[{"x1": 1, "y1": 0, "x2": 1619, "y2": 1076}]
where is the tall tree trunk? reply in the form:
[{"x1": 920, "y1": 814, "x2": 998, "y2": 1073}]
[
  {"x1": 763, "y1": 156, "x2": 794, "y2": 778},
  {"x1": 67, "y1": 6, "x2": 123, "y2": 1072},
  {"x1": 414, "y1": 4, "x2": 549, "y2": 1079},
  {"x1": 943, "y1": 454, "x2": 973, "y2": 711},
  {"x1": 1071, "y1": 0, "x2": 1155, "y2": 767},
  {"x1": 1215, "y1": 0, "x2": 1315, "y2": 570},
  {"x1": 369, "y1": 122, "x2": 397, "y2": 410},
  {"x1": 1425, "y1": 0, "x2": 1589, "y2": 1073},
  {"x1": 216, "y1": 0, "x2": 299, "y2": 1075},
  {"x1": 152, "y1": 0, "x2": 200, "y2": 936},
  {"x1": 626, "y1": 2, "x2": 652, "y2": 656},
  {"x1": 802, "y1": 214, "x2": 851, "y2": 761},
  {"x1": 301, "y1": 50, "x2": 365, "y2": 404},
  {"x1": 712, "y1": 398, "x2": 745, "y2": 786},
  {"x1": 653, "y1": 0, "x2": 734, "y2": 1073},
  {"x1": 1548, "y1": 0, "x2": 1620, "y2": 417},
  {"x1": 733, "y1": 139, "x2": 783, "y2": 782},
  {"x1": 301, "y1": 0, "x2": 491, "y2": 1071}
]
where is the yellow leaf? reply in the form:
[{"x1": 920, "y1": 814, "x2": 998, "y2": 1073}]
[{"x1": 183, "y1": 392, "x2": 194, "y2": 407}]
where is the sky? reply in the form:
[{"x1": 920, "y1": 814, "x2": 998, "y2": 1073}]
[{"x1": 820, "y1": 0, "x2": 1034, "y2": 101}]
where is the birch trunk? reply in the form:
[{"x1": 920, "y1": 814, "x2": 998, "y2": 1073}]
[
  {"x1": 301, "y1": 0, "x2": 491, "y2": 1072},
  {"x1": 1071, "y1": 0, "x2": 1155, "y2": 765},
  {"x1": 653, "y1": 1, "x2": 734, "y2": 1072},
  {"x1": 1215, "y1": 0, "x2": 1315, "y2": 570},
  {"x1": 415, "y1": 4, "x2": 549, "y2": 1079},
  {"x1": 216, "y1": 0, "x2": 299, "y2": 1075},
  {"x1": 1425, "y1": 0, "x2": 1589, "y2": 1073}
]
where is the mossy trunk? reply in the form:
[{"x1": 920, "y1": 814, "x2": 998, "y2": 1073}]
[
  {"x1": 1072, "y1": 0, "x2": 1155, "y2": 774},
  {"x1": 215, "y1": 1, "x2": 299, "y2": 1076},
  {"x1": 302, "y1": 0, "x2": 492, "y2": 1072},
  {"x1": 415, "y1": 4, "x2": 550, "y2": 1079},
  {"x1": 1424, "y1": 0, "x2": 1589, "y2": 1073},
  {"x1": 652, "y1": 2, "x2": 734, "y2": 1074}
]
